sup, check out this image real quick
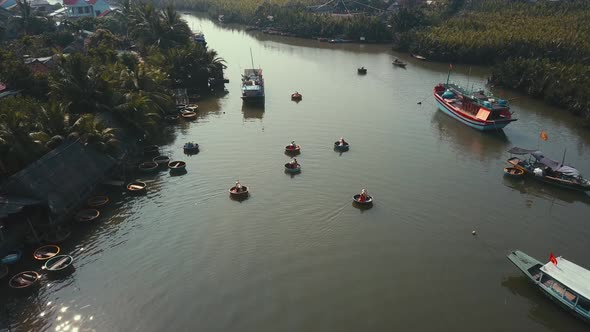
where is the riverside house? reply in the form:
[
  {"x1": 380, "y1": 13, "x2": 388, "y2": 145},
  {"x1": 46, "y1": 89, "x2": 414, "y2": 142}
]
[{"x1": 63, "y1": 0, "x2": 109, "y2": 18}]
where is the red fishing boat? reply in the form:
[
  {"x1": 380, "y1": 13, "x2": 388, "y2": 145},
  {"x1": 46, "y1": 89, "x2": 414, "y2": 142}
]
[{"x1": 433, "y1": 69, "x2": 517, "y2": 131}]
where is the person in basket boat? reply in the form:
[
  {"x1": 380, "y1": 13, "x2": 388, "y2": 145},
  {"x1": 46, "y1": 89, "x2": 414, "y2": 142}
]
[
  {"x1": 235, "y1": 181, "x2": 243, "y2": 192},
  {"x1": 338, "y1": 137, "x2": 347, "y2": 146},
  {"x1": 289, "y1": 141, "x2": 297, "y2": 149},
  {"x1": 359, "y1": 189, "x2": 370, "y2": 202},
  {"x1": 288, "y1": 158, "x2": 299, "y2": 168}
]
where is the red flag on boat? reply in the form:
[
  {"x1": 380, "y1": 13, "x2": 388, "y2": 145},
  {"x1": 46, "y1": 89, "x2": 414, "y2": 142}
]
[
  {"x1": 540, "y1": 130, "x2": 548, "y2": 141},
  {"x1": 549, "y1": 253, "x2": 558, "y2": 265}
]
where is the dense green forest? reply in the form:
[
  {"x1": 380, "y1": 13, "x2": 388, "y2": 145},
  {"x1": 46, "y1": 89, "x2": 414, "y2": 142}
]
[
  {"x1": 390, "y1": 0, "x2": 590, "y2": 126},
  {"x1": 0, "y1": 0, "x2": 225, "y2": 176}
]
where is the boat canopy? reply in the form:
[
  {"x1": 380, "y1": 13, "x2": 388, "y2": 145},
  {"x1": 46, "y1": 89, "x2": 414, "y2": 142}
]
[
  {"x1": 531, "y1": 151, "x2": 581, "y2": 177},
  {"x1": 541, "y1": 257, "x2": 590, "y2": 301}
]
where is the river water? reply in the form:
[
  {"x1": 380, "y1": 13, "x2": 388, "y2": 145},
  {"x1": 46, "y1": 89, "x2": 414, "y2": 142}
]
[{"x1": 2, "y1": 14, "x2": 590, "y2": 332}]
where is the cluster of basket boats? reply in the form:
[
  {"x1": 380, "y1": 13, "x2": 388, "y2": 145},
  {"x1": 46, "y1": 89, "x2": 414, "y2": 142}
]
[{"x1": 0, "y1": 195, "x2": 112, "y2": 290}]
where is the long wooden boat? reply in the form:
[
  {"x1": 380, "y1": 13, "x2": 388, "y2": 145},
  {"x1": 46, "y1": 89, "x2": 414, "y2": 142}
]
[
  {"x1": 44, "y1": 255, "x2": 74, "y2": 275},
  {"x1": 392, "y1": 60, "x2": 407, "y2": 68},
  {"x1": 87, "y1": 195, "x2": 109, "y2": 208},
  {"x1": 139, "y1": 161, "x2": 158, "y2": 173},
  {"x1": 229, "y1": 185, "x2": 249, "y2": 196},
  {"x1": 9, "y1": 271, "x2": 40, "y2": 290},
  {"x1": 284, "y1": 163, "x2": 301, "y2": 173},
  {"x1": 127, "y1": 181, "x2": 147, "y2": 194},
  {"x1": 334, "y1": 141, "x2": 350, "y2": 151},
  {"x1": 34, "y1": 245, "x2": 60, "y2": 261},
  {"x1": 434, "y1": 83, "x2": 517, "y2": 131},
  {"x1": 507, "y1": 147, "x2": 590, "y2": 191},
  {"x1": 1, "y1": 250, "x2": 22, "y2": 265},
  {"x1": 76, "y1": 209, "x2": 100, "y2": 223},
  {"x1": 507, "y1": 250, "x2": 590, "y2": 324},
  {"x1": 411, "y1": 54, "x2": 426, "y2": 61},
  {"x1": 352, "y1": 194, "x2": 373, "y2": 205}
]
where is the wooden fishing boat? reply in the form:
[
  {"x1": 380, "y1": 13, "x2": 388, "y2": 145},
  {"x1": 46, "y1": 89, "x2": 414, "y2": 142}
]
[
  {"x1": 34, "y1": 245, "x2": 60, "y2": 261},
  {"x1": 138, "y1": 161, "x2": 158, "y2": 173},
  {"x1": 334, "y1": 141, "x2": 350, "y2": 151},
  {"x1": 142, "y1": 145, "x2": 159, "y2": 155},
  {"x1": 75, "y1": 209, "x2": 100, "y2": 223},
  {"x1": 87, "y1": 195, "x2": 109, "y2": 208},
  {"x1": 229, "y1": 185, "x2": 249, "y2": 196},
  {"x1": 291, "y1": 92, "x2": 302, "y2": 101},
  {"x1": 182, "y1": 111, "x2": 197, "y2": 120},
  {"x1": 504, "y1": 167, "x2": 525, "y2": 178},
  {"x1": 284, "y1": 163, "x2": 301, "y2": 173},
  {"x1": 127, "y1": 181, "x2": 147, "y2": 194},
  {"x1": 168, "y1": 161, "x2": 186, "y2": 173},
  {"x1": 411, "y1": 54, "x2": 426, "y2": 61},
  {"x1": 153, "y1": 155, "x2": 170, "y2": 168},
  {"x1": 183, "y1": 142, "x2": 199, "y2": 154},
  {"x1": 285, "y1": 144, "x2": 301, "y2": 153},
  {"x1": 1, "y1": 250, "x2": 22, "y2": 265},
  {"x1": 9, "y1": 271, "x2": 40, "y2": 290},
  {"x1": 42, "y1": 228, "x2": 71, "y2": 244},
  {"x1": 434, "y1": 82, "x2": 516, "y2": 131},
  {"x1": 507, "y1": 250, "x2": 590, "y2": 324},
  {"x1": 507, "y1": 147, "x2": 590, "y2": 191},
  {"x1": 0, "y1": 264, "x2": 7, "y2": 280},
  {"x1": 392, "y1": 59, "x2": 407, "y2": 68},
  {"x1": 44, "y1": 255, "x2": 74, "y2": 275},
  {"x1": 357, "y1": 67, "x2": 367, "y2": 75},
  {"x1": 352, "y1": 194, "x2": 373, "y2": 205}
]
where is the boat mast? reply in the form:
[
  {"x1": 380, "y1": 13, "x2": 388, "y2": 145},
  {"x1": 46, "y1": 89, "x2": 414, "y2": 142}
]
[
  {"x1": 249, "y1": 48, "x2": 255, "y2": 70},
  {"x1": 446, "y1": 64, "x2": 452, "y2": 86},
  {"x1": 561, "y1": 148, "x2": 567, "y2": 166}
]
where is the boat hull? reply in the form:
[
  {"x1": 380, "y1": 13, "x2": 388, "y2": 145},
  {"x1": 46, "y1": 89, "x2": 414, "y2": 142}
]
[
  {"x1": 507, "y1": 251, "x2": 590, "y2": 324},
  {"x1": 435, "y1": 97, "x2": 513, "y2": 131},
  {"x1": 241, "y1": 95, "x2": 265, "y2": 103}
]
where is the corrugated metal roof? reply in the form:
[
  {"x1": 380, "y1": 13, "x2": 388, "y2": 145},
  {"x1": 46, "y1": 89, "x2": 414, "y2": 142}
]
[{"x1": 542, "y1": 257, "x2": 590, "y2": 300}]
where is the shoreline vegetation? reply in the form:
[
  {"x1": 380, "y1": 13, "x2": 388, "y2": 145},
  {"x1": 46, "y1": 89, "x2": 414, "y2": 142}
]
[
  {"x1": 167, "y1": 0, "x2": 590, "y2": 127},
  {"x1": 0, "y1": 0, "x2": 226, "y2": 177}
]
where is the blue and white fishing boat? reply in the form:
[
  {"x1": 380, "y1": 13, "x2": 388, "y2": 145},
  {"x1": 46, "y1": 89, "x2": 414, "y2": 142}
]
[
  {"x1": 241, "y1": 49, "x2": 264, "y2": 103},
  {"x1": 193, "y1": 32, "x2": 207, "y2": 48},
  {"x1": 507, "y1": 250, "x2": 590, "y2": 324}
]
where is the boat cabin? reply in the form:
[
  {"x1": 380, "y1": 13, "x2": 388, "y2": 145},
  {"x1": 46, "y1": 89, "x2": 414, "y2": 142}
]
[{"x1": 528, "y1": 257, "x2": 590, "y2": 319}]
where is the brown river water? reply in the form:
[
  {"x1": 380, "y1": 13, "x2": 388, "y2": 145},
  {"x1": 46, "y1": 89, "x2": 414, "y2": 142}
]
[{"x1": 1, "y1": 13, "x2": 589, "y2": 332}]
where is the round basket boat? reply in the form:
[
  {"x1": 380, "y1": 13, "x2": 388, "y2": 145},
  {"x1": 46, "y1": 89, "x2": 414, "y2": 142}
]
[
  {"x1": 334, "y1": 141, "x2": 350, "y2": 151},
  {"x1": 185, "y1": 105, "x2": 199, "y2": 112},
  {"x1": 176, "y1": 104, "x2": 186, "y2": 111},
  {"x1": 352, "y1": 194, "x2": 373, "y2": 205},
  {"x1": 183, "y1": 142, "x2": 199, "y2": 154},
  {"x1": 44, "y1": 255, "x2": 74, "y2": 276},
  {"x1": 127, "y1": 181, "x2": 147, "y2": 194},
  {"x1": 34, "y1": 245, "x2": 60, "y2": 261},
  {"x1": 9, "y1": 271, "x2": 40, "y2": 290},
  {"x1": 142, "y1": 145, "x2": 159, "y2": 155},
  {"x1": 139, "y1": 161, "x2": 158, "y2": 173},
  {"x1": 291, "y1": 93, "x2": 302, "y2": 101},
  {"x1": 504, "y1": 167, "x2": 525, "y2": 178},
  {"x1": 75, "y1": 209, "x2": 100, "y2": 223},
  {"x1": 229, "y1": 185, "x2": 249, "y2": 196},
  {"x1": 1, "y1": 249, "x2": 22, "y2": 265},
  {"x1": 0, "y1": 264, "x2": 8, "y2": 280},
  {"x1": 168, "y1": 161, "x2": 186, "y2": 173},
  {"x1": 284, "y1": 163, "x2": 301, "y2": 173},
  {"x1": 87, "y1": 195, "x2": 109, "y2": 208},
  {"x1": 153, "y1": 155, "x2": 170, "y2": 168},
  {"x1": 42, "y1": 228, "x2": 71, "y2": 244},
  {"x1": 165, "y1": 115, "x2": 179, "y2": 122},
  {"x1": 285, "y1": 145, "x2": 301, "y2": 154},
  {"x1": 182, "y1": 111, "x2": 197, "y2": 120},
  {"x1": 357, "y1": 68, "x2": 367, "y2": 75}
]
